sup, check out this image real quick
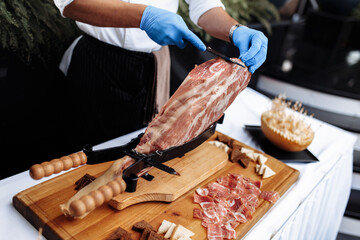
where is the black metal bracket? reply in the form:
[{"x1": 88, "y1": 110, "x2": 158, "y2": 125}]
[{"x1": 83, "y1": 122, "x2": 218, "y2": 192}]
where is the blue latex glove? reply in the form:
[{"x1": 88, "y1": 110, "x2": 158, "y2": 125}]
[
  {"x1": 232, "y1": 26, "x2": 268, "y2": 74},
  {"x1": 140, "y1": 6, "x2": 206, "y2": 51}
]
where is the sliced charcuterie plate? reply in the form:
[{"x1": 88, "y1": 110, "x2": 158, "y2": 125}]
[{"x1": 13, "y1": 132, "x2": 299, "y2": 240}]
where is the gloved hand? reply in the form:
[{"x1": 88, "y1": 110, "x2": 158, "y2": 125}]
[
  {"x1": 140, "y1": 6, "x2": 206, "y2": 51},
  {"x1": 232, "y1": 26, "x2": 268, "y2": 74}
]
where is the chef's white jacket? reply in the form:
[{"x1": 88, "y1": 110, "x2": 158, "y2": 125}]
[{"x1": 54, "y1": 0, "x2": 225, "y2": 75}]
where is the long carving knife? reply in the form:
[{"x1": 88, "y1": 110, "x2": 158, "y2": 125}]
[{"x1": 206, "y1": 46, "x2": 245, "y2": 68}]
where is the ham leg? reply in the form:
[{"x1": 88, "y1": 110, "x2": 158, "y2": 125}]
[
  {"x1": 136, "y1": 57, "x2": 251, "y2": 154},
  {"x1": 60, "y1": 57, "x2": 251, "y2": 218}
]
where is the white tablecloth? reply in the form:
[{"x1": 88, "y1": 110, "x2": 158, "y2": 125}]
[{"x1": 0, "y1": 88, "x2": 357, "y2": 240}]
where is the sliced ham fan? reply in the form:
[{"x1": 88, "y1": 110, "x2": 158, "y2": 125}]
[{"x1": 193, "y1": 174, "x2": 279, "y2": 239}]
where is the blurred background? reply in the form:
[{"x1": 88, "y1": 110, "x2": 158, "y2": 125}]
[{"x1": 1, "y1": 0, "x2": 359, "y2": 238}]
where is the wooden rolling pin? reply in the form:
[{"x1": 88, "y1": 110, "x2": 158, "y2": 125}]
[{"x1": 29, "y1": 152, "x2": 87, "y2": 180}]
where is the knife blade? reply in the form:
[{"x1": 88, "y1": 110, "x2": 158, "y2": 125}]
[{"x1": 206, "y1": 46, "x2": 245, "y2": 68}]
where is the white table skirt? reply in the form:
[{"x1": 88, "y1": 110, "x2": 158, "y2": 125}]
[{"x1": 0, "y1": 88, "x2": 357, "y2": 240}]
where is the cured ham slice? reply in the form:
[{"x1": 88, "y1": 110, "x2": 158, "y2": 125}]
[
  {"x1": 61, "y1": 58, "x2": 251, "y2": 218},
  {"x1": 260, "y1": 191, "x2": 280, "y2": 203},
  {"x1": 207, "y1": 224, "x2": 223, "y2": 240},
  {"x1": 193, "y1": 174, "x2": 279, "y2": 239}
]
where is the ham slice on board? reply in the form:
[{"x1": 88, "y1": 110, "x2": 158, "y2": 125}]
[{"x1": 60, "y1": 57, "x2": 251, "y2": 218}]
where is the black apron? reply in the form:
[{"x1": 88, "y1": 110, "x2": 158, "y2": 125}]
[{"x1": 64, "y1": 34, "x2": 157, "y2": 149}]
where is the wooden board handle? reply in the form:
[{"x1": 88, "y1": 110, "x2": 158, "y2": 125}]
[
  {"x1": 68, "y1": 177, "x2": 126, "y2": 218},
  {"x1": 29, "y1": 152, "x2": 87, "y2": 180}
]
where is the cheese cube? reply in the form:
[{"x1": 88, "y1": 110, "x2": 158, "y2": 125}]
[
  {"x1": 158, "y1": 219, "x2": 173, "y2": 234},
  {"x1": 257, "y1": 154, "x2": 268, "y2": 165},
  {"x1": 164, "y1": 223, "x2": 177, "y2": 238},
  {"x1": 258, "y1": 164, "x2": 266, "y2": 175},
  {"x1": 170, "y1": 224, "x2": 194, "y2": 240},
  {"x1": 255, "y1": 164, "x2": 260, "y2": 173},
  {"x1": 240, "y1": 147, "x2": 254, "y2": 154},
  {"x1": 263, "y1": 166, "x2": 275, "y2": 179}
]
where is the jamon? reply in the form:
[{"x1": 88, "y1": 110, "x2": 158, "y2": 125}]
[
  {"x1": 60, "y1": 57, "x2": 251, "y2": 218},
  {"x1": 193, "y1": 174, "x2": 279, "y2": 240},
  {"x1": 136, "y1": 57, "x2": 251, "y2": 154}
]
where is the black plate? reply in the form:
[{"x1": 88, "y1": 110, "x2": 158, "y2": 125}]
[{"x1": 244, "y1": 125, "x2": 318, "y2": 163}]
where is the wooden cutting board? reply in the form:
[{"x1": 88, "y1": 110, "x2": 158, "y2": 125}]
[{"x1": 13, "y1": 132, "x2": 299, "y2": 240}]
